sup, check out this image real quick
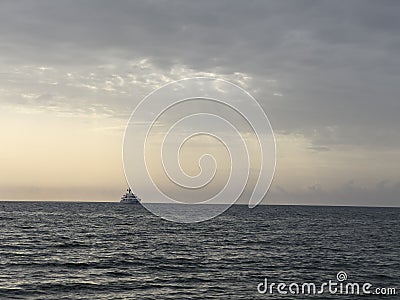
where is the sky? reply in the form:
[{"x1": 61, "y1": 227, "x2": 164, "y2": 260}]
[{"x1": 0, "y1": 0, "x2": 399, "y2": 206}]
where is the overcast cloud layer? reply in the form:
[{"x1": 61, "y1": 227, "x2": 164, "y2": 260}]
[{"x1": 1, "y1": 0, "x2": 399, "y2": 206}]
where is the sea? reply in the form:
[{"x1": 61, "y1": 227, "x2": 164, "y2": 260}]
[{"x1": 0, "y1": 202, "x2": 398, "y2": 299}]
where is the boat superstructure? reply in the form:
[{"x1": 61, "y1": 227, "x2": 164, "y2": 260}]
[{"x1": 120, "y1": 188, "x2": 141, "y2": 204}]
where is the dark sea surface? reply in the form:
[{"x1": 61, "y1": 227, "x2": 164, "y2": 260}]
[{"x1": 0, "y1": 202, "x2": 398, "y2": 299}]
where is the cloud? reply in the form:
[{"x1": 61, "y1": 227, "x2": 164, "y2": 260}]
[
  {"x1": 268, "y1": 179, "x2": 400, "y2": 207},
  {"x1": 307, "y1": 146, "x2": 331, "y2": 152},
  {"x1": 1, "y1": 1, "x2": 398, "y2": 145}
]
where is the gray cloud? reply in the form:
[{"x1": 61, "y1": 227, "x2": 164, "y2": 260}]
[
  {"x1": 1, "y1": 1, "x2": 399, "y2": 146},
  {"x1": 269, "y1": 179, "x2": 400, "y2": 207}
]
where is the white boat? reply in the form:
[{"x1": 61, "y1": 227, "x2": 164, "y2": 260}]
[{"x1": 120, "y1": 188, "x2": 141, "y2": 204}]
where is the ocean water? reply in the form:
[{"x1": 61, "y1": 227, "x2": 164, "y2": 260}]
[{"x1": 0, "y1": 202, "x2": 398, "y2": 299}]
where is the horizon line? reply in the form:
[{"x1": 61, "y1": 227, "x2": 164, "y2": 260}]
[{"x1": 0, "y1": 200, "x2": 399, "y2": 209}]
